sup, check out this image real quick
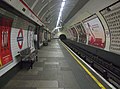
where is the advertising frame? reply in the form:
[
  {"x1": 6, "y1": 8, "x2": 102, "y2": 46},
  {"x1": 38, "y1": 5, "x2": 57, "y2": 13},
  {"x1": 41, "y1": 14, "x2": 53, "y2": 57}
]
[
  {"x1": 0, "y1": 14, "x2": 13, "y2": 69},
  {"x1": 74, "y1": 22, "x2": 87, "y2": 44},
  {"x1": 82, "y1": 14, "x2": 106, "y2": 48}
]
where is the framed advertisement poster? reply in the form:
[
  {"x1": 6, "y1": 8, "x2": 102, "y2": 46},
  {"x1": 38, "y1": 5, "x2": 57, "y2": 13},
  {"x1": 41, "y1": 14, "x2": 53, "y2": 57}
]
[
  {"x1": 66, "y1": 29, "x2": 72, "y2": 38},
  {"x1": 82, "y1": 14, "x2": 106, "y2": 48},
  {"x1": 70, "y1": 27, "x2": 78, "y2": 41},
  {"x1": 0, "y1": 14, "x2": 13, "y2": 68},
  {"x1": 27, "y1": 26, "x2": 35, "y2": 52},
  {"x1": 74, "y1": 22, "x2": 87, "y2": 43},
  {"x1": 39, "y1": 29, "x2": 43, "y2": 44},
  {"x1": 44, "y1": 30, "x2": 47, "y2": 40}
]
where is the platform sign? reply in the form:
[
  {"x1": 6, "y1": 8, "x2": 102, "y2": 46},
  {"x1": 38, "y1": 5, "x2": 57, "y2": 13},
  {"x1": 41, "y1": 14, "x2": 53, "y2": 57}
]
[
  {"x1": 0, "y1": 15, "x2": 13, "y2": 68},
  {"x1": 83, "y1": 15, "x2": 105, "y2": 48},
  {"x1": 17, "y1": 29, "x2": 23, "y2": 49}
]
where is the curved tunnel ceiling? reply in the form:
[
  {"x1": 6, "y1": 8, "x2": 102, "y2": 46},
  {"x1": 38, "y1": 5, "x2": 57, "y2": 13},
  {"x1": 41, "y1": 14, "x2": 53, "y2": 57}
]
[{"x1": 23, "y1": 0, "x2": 89, "y2": 31}]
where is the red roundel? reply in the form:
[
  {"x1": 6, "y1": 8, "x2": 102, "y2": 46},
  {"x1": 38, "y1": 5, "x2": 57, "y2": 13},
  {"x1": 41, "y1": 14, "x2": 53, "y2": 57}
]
[{"x1": 17, "y1": 29, "x2": 23, "y2": 49}]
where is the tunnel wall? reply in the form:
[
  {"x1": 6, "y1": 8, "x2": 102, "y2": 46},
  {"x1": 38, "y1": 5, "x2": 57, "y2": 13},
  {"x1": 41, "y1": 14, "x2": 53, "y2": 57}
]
[
  {"x1": 64, "y1": 0, "x2": 118, "y2": 27},
  {"x1": 64, "y1": 0, "x2": 118, "y2": 44},
  {"x1": 63, "y1": 0, "x2": 120, "y2": 55}
]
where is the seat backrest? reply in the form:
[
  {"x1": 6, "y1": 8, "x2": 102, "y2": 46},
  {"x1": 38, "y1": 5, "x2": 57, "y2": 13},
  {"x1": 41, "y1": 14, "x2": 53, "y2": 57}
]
[{"x1": 19, "y1": 48, "x2": 30, "y2": 56}]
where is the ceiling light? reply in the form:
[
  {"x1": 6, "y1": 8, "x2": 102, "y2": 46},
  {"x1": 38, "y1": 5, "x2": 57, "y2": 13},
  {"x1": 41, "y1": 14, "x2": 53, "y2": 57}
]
[
  {"x1": 52, "y1": 0, "x2": 66, "y2": 33},
  {"x1": 61, "y1": 1, "x2": 65, "y2": 8},
  {"x1": 56, "y1": 0, "x2": 66, "y2": 27}
]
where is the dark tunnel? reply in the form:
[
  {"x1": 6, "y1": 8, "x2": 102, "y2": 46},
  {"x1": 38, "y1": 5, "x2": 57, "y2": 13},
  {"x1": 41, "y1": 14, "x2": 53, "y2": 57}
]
[{"x1": 59, "y1": 34, "x2": 67, "y2": 40}]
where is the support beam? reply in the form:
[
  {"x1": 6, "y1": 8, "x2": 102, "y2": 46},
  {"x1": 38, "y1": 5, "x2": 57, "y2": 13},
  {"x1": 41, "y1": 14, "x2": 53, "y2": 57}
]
[{"x1": 31, "y1": 0, "x2": 39, "y2": 10}]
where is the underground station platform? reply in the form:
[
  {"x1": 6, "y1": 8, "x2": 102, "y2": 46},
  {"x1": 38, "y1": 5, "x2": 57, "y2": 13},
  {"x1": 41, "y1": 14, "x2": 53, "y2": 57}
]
[{"x1": 2, "y1": 39, "x2": 116, "y2": 89}]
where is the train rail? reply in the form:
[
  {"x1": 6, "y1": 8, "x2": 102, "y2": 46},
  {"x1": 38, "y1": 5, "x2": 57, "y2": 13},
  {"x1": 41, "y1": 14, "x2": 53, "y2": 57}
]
[{"x1": 62, "y1": 39, "x2": 120, "y2": 88}]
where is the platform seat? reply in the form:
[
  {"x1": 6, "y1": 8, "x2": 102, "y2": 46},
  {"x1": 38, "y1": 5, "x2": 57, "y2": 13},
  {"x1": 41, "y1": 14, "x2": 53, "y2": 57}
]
[{"x1": 17, "y1": 47, "x2": 38, "y2": 69}]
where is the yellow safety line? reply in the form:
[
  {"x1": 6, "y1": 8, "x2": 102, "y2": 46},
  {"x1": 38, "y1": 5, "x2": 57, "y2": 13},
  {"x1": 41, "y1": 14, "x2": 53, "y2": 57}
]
[{"x1": 60, "y1": 41, "x2": 106, "y2": 89}]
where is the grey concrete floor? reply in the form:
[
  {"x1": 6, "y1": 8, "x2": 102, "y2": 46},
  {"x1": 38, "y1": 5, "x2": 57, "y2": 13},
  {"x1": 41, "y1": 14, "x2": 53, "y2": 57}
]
[{"x1": 2, "y1": 39, "x2": 112, "y2": 89}]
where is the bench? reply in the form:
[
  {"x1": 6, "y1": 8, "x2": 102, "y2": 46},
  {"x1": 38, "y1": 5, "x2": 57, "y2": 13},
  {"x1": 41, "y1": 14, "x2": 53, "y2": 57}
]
[
  {"x1": 43, "y1": 41, "x2": 48, "y2": 46},
  {"x1": 18, "y1": 47, "x2": 38, "y2": 69}
]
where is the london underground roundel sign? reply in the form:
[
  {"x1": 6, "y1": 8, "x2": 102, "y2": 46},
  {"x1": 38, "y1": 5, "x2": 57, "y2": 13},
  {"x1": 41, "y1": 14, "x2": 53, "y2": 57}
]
[{"x1": 17, "y1": 29, "x2": 23, "y2": 49}]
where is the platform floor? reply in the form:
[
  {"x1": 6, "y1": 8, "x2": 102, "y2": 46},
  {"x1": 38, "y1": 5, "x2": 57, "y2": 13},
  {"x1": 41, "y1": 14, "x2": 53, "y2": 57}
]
[{"x1": 2, "y1": 39, "x2": 113, "y2": 89}]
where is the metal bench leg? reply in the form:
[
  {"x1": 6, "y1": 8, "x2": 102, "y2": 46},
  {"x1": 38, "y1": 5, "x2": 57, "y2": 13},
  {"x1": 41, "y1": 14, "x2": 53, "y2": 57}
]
[
  {"x1": 30, "y1": 60, "x2": 33, "y2": 69},
  {"x1": 20, "y1": 61, "x2": 23, "y2": 69},
  {"x1": 36, "y1": 56, "x2": 38, "y2": 61}
]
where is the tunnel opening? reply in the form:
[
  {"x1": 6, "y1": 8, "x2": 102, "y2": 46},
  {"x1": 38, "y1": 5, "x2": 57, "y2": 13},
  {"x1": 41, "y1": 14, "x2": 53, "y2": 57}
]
[{"x1": 59, "y1": 34, "x2": 67, "y2": 40}]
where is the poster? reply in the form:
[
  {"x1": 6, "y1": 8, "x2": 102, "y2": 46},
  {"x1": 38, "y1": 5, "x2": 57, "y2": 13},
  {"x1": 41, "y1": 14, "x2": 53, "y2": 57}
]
[
  {"x1": 66, "y1": 29, "x2": 72, "y2": 38},
  {"x1": 69, "y1": 28, "x2": 73, "y2": 36},
  {"x1": 75, "y1": 23, "x2": 87, "y2": 43},
  {"x1": 83, "y1": 15, "x2": 105, "y2": 48},
  {"x1": 0, "y1": 15, "x2": 13, "y2": 68},
  {"x1": 44, "y1": 31, "x2": 47, "y2": 40},
  {"x1": 27, "y1": 26, "x2": 35, "y2": 52},
  {"x1": 70, "y1": 27, "x2": 77, "y2": 41},
  {"x1": 39, "y1": 29, "x2": 43, "y2": 44}
]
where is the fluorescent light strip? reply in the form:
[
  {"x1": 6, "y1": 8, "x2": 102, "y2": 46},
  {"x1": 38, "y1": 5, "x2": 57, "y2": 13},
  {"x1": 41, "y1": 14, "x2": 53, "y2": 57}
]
[
  {"x1": 52, "y1": 0, "x2": 66, "y2": 33},
  {"x1": 56, "y1": 0, "x2": 66, "y2": 27}
]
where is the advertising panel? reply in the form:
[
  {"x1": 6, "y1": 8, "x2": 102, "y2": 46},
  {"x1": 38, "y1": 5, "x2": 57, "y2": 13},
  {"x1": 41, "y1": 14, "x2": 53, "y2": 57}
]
[
  {"x1": 48, "y1": 33, "x2": 51, "y2": 41},
  {"x1": 83, "y1": 15, "x2": 105, "y2": 48},
  {"x1": 44, "y1": 30, "x2": 47, "y2": 41},
  {"x1": 75, "y1": 22, "x2": 87, "y2": 43},
  {"x1": 69, "y1": 28, "x2": 73, "y2": 36},
  {"x1": 70, "y1": 27, "x2": 78, "y2": 41},
  {"x1": 66, "y1": 29, "x2": 72, "y2": 39},
  {"x1": 39, "y1": 29, "x2": 43, "y2": 44},
  {"x1": 0, "y1": 15, "x2": 13, "y2": 68},
  {"x1": 27, "y1": 26, "x2": 35, "y2": 52}
]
